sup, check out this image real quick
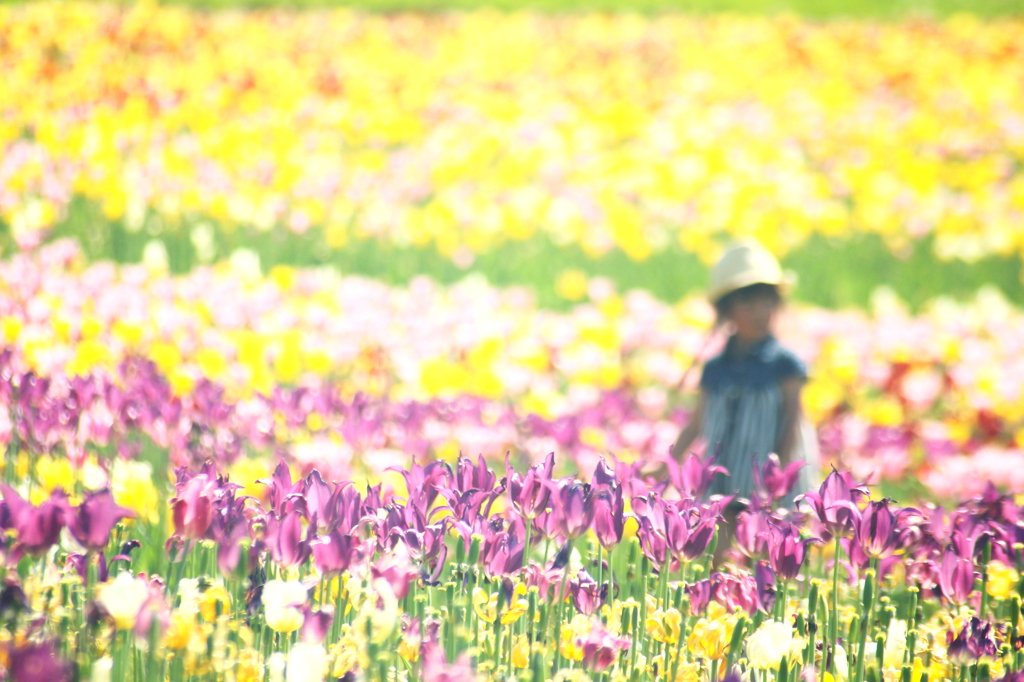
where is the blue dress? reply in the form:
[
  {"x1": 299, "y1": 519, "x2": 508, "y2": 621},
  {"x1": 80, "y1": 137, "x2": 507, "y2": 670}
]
[{"x1": 699, "y1": 334, "x2": 818, "y2": 501}]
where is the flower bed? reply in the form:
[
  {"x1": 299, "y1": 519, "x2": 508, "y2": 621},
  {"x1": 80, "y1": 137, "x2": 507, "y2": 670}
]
[
  {"x1": 3, "y1": 5, "x2": 1024, "y2": 265},
  {"x1": 2, "y1": 242, "x2": 1024, "y2": 499},
  {"x1": 1, "y1": 446, "x2": 1020, "y2": 682}
]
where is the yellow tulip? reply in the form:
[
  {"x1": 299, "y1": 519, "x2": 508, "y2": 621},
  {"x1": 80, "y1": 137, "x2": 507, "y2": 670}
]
[
  {"x1": 472, "y1": 587, "x2": 497, "y2": 624},
  {"x1": 646, "y1": 608, "x2": 683, "y2": 645},
  {"x1": 511, "y1": 634, "x2": 530, "y2": 668},
  {"x1": 986, "y1": 561, "x2": 1019, "y2": 601}
]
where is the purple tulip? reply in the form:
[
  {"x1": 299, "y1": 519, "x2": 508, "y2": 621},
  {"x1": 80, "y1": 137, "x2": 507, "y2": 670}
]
[
  {"x1": 735, "y1": 509, "x2": 770, "y2": 559},
  {"x1": 754, "y1": 560, "x2": 777, "y2": 614},
  {"x1": 66, "y1": 551, "x2": 115, "y2": 584},
  {"x1": 853, "y1": 499, "x2": 916, "y2": 560},
  {"x1": 265, "y1": 509, "x2": 313, "y2": 569},
  {"x1": 664, "y1": 502, "x2": 718, "y2": 562},
  {"x1": 765, "y1": 521, "x2": 815, "y2": 582},
  {"x1": 637, "y1": 516, "x2": 670, "y2": 566},
  {"x1": 506, "y1": 453, "x2": 554, "y2": 521},
  {"x1": 522, "y1": 562, "x2": 569, "y2": 603},
  {"x1": 444, "y1": 488, "x2": 503, "y2": 547},
  {"x1": 711, "y1": 571, "x2": 759, "y2": 616},
  {"x1": 258, "y1": 461, "x2": 305, "y2": 516},
  {"x1": 454, "y1": 455, "x2": 498, "y2": 494},
  {"x1": 328, "y1": 483, "x2": 364, "y2": 536},
  {"x1": 7, "y1": 640, "x2": 70, "y2": 682},
  {"x1": 301, "y1": 606, "x2": 335, "y2": 644},
  {"x1": 311, "y1": 527, "x2": 361, "y2": 575},
  {"x1": 591, "y1": 458, "x2": 618, "y2": 490},
  {"x1": 481, "y1": 525, "x2": 525, "y2": 578},
  {"x1": 686, "y1": 579, "x2": 712, "y2": 616},
  {"x1": 937, "y1": 527, "x2": 987, "y2": 605},
  {"x1": 398, "y1": 525, "x2": 448, "y2": 584},
  {"x1": 754, "y1": 453, "x2": 806, "y2": 504},
  {"x1": 569, "y1": 569, "x2": 608, "y2": 616},
  {"x1": 666, "y1": 453, "x2": 728, "y2": 498},
  {"x1": 580, "y1": 625, "x2": 630, "y2": 672},
  {"x1": 208, "y1": 493, "x2": 250, "y2": 576},
  {"x1": 798, "y1": 468, "x2": 867, "y2": 538},
  {"x1": 62, "y1": 489, "x2": 133, "y2": 552},
  {"x1": 420, "y1": 640, "x2": 476, "y2": 682},
  {"x1": 532, "y1": 507, "x2": 562, "y2": 542},
  {"x1": 840, "y1": 536, "x2": 901, "y2": 582},
  {"x1": 938, "y1": 548, "x2": 976, "y2": 605},
  {"x1": 171, "y1": 473, "x2": 218, "y2": 540},
  {"x1": 389, "y1": 460, "x2": 449, "y2": 518},
  {"x1": 555, "y1": 480, "x2": 594, "y2": 541},
  {"x1": 302, "y1": 470, "x2": 335, "y2": 532},
  {"x1": 592, "y1": 488, "x2": 625, "y2": 549},
  {"x1": 1, "y1": 485, "x2": 66, "y2": 557},
  {"x1": 906, "y1": 559, "x2": 941, "y2": 595},
  {"x1": 134, "y1": 576, "x2": 170, "y2": 640},
  {"x1": 371, "y1": 554, "x2": 418, "y2": 600},
  {"x1": 947, "y1": 617, "x2": 998, "y2": 663}
]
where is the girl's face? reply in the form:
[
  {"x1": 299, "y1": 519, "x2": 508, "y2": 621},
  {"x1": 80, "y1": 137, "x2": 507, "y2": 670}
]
[{"x1": 728, "y1": 290, "x2": 778, "y2": 341}]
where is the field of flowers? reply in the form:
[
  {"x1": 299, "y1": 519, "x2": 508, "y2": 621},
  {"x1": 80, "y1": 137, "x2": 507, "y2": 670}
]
[
  {"x1": 3, "y1": 371, "x2": 1024, "y2": 682},
  {"x1": 4, "y1": 4, "x2": 1024, "y2": 272},
  {"x1": 4, "y1": 240, "x2": 1024, "y2": 505},
  {"x1": 5, "y1": 2, "x2": 1024, "y2": 681},
  {"x1": 0, "y1": 242, "x2": 1023, "y2": 681}
]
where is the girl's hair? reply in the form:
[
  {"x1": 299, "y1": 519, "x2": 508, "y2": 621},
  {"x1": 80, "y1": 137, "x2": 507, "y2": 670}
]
[{"x1": 714, "y1": 282, "x2": 781, "y2": 325}]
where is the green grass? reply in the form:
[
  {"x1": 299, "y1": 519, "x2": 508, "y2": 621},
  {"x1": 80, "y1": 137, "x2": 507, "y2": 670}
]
[
  {"x1": 38, "y1": 197, "x2": 1024, "y2": 311},
  {"x1": 5, "y1": 0, "x2": 1023, "y2": 16}
]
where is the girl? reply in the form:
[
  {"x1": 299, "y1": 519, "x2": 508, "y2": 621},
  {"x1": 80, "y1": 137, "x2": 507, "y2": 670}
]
[{"x1": 671, "y1": 240, "x2": 818, "y2": 505}]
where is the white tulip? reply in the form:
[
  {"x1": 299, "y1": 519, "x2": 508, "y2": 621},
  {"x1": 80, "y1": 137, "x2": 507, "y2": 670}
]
[
  {"x1": 262, "y1": 579, "x2": 308, "y2": 633},
  {"x1": 287, "y1": 642, "x2": 327, "y2": 682},
  {"x1": 268, "y1": 652, "x2": 287, "y2": 682},
  {"x1": 177, "y1": 578, "x2": 202, "y2": 617},
  {"x1": 98, "y1": 571, "x2": 149, "y2": 630},
  {"x1": 835, "y1": 643, "x2": 849, "y2": 679},
  {"x1": 746, "y1": 620, "x2": 794, "y2": 669},
  {"x1": 884, "y1": 619, "x2": 907, "y2": 667},
  {"x1": 91, "y1": 656, "x2": 113, "y2": 682},
  {"x1": 352, "y1": 578, "x2": 399, "y2": 645}
]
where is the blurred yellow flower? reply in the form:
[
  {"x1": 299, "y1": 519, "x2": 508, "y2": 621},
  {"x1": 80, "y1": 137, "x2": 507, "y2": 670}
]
[
  {"x1": 555, "y1": 270, "x2": 589, "y2": 302},
  {"x1": 167, "y1": 611, "x2": 196, "y2": 650},
  {"x1": 200, "y1": 585, "x2": 231, "y2": 622},
  {"x1": 646, "y1": 608, "x2": 682, "y2": 644},
  {"x1": 512, "y1": 634, "x2": 530, "y2": 668},
  {"x1": 687, "y1": 612, "x2": 736, "y2": 660},
  {"x1": 473, "y1": 587, "x2": 497, "y2": 623},
  {"x1": 111, "y1": 460, "x2": 160, "y2": 525},
  {"x1": 986, "y1": 561, "x2": 1019, "y2": 601}
]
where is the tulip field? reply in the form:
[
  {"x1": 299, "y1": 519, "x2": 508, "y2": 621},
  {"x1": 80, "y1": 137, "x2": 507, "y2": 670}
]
[
  {"x1": 4, "y1": 1, "x2": 1024, "y2": 681},
  {"x1": 2, "y1": 241, "x2": 1024, "y2": 681},
  {"x1": 5, "y1": 3, "x2": 1024, "y2": 307}
]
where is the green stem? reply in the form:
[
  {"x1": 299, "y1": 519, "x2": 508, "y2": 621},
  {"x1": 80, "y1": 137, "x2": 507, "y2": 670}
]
[
  {"x1": 980, "y1": 541, "x2": 992, "y2": 619},
  {"x1": 855, "y1": 570, "x2": 876, "y2": 682},
  {"x1": 551, "y1": 538, "x2": 574, "y2": 674},
  {"x1": 830, "y1": 535, "x2": 843, "y2": 676}
]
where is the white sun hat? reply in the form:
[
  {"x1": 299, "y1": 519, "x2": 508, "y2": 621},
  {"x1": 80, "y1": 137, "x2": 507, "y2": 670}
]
[{"x1": 707, "y1": 240, "x2": 796, "y2": 305}]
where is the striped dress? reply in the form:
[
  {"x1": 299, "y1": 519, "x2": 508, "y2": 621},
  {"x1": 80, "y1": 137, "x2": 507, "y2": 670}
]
[{"x1": 700, "y1": 334, "x2": 819, "y2": 502}]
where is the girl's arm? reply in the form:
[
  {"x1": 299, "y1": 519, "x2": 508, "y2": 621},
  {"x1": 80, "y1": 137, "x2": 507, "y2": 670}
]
[
  {"x1": 670, "y1": 391, "x2": 707, "y2": 461},
  {"x1": 775, "y1": 376, "x2": 804, "y2": 465}
]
